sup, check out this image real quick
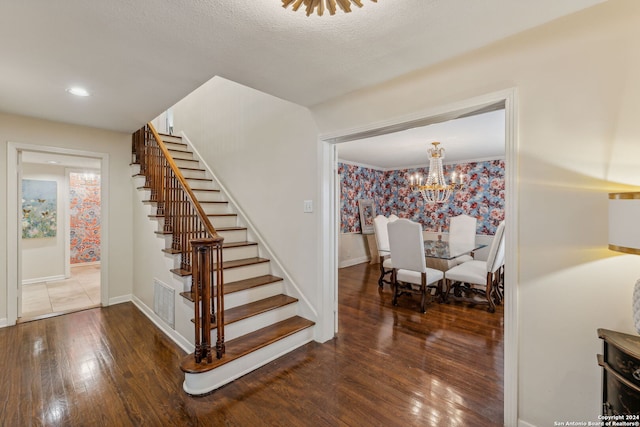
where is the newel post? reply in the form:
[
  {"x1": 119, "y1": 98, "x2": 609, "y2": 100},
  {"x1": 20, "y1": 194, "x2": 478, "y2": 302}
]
[{"x1": 191, "y1": 237, "x2": 225, "y2": 363}]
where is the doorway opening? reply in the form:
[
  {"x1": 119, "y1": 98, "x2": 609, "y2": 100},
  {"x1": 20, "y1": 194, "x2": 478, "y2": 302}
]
[
  {"x1": 7, "y1": 143, "x2": 109, "y2": 325},
  {"x1": 319, "y1": 89, "x2": 518, "y2": 425},
  {"x1": 20, "y1": 161, "x2": 102, "y2": 322}
]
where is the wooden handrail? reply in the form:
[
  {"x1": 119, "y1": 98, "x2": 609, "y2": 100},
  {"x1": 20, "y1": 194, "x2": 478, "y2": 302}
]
[
  {"x1": 132, "y1": 124, "x2": 225, "y2": 363},
  {"x1": 146, "y1": 124, "x2": 218, "y2": 238}
]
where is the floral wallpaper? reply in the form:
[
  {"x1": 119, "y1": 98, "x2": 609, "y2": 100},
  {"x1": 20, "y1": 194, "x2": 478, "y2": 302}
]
[
  {"x1": 69, "y1": 172, "x2": 101, "y2": 264},
  {"x1": 339, "y1": 160, "x2": 505, "y2": 235}
]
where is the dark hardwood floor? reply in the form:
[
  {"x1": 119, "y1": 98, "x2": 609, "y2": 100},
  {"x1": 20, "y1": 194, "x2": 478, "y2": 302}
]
[{"x1": 0, "y1": 262, "x2": 503, "y2": 426}]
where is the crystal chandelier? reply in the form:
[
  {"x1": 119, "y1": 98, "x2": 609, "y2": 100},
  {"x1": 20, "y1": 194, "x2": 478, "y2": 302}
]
[
  {"x1": 409, "y1": 142, "x2": 463, "y2": 204},
  {"x1": 282, "y1": 0, "x2": 378, "y2": 17}
]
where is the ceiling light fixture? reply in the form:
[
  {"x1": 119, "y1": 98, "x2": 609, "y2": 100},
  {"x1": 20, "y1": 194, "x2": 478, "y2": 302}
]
[
  {"x1": 66, "y1": 87, "x2": 90, "y2": 97},
  {"x1": 282, "y1": 0, "x2": 377, "y2": 16},
  {"x1": 409, "y1": 142, "x2": 464, "y2": 204}
]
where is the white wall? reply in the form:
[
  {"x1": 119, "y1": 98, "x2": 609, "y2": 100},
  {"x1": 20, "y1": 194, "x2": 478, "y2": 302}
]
[
  {"x1": 312, "y1": 1, "x2": 640, "y2": 425},
  {"x1": 0, "y1": 112, "x2": 134, "y2": 323},
  {"x1": 171, "y1": 77, "x2": 321, "y2": 317},
  {"x1": 21, "y1": 163, "x2": 66, "y2": 282},
  {"x1": 131, "y1": 176, "x2": 194, "y2": 351}
]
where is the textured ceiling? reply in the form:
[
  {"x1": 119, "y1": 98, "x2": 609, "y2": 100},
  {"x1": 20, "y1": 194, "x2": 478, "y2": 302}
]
[
  {"x1": 338, "y1": 109, "x2": 505, "y2": 169},
  {"x1": 0, "y1": 0, "x2": 605, "y2": 133}
]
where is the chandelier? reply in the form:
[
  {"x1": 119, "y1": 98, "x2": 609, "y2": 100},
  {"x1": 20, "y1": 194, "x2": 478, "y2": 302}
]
[
  {"x1": 409, "y1": 142, "x2": 463, "y2": 204},
  {"x1": 282, "y1": 0, "x2": 378, "y2": 17}
]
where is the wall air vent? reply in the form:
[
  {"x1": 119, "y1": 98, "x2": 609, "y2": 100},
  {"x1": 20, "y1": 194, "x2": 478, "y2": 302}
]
[{"x1": 153, "y1": 279, "x2": 175, "y2": 328}]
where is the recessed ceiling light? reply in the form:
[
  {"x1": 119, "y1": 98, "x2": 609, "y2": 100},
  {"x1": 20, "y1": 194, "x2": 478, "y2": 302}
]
[
  {"x1": 47, "y1": 160, "x2": 60, "y2": 164},
  {"x1": 66, "y1": 87, "x2": 90, "y2": 97}
]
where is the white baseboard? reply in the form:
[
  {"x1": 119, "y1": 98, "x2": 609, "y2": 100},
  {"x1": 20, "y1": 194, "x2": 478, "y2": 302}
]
[
  {"x1": 183, "y1": 327, "x2": 314, "y2": 395},
  {"x1": 0, "y1": 318, "x2": 8, "y2": 328},
  {"x1": 339, "y1": 256, "x2": 370, "y2": 269},
  {"x1": 71, "y1": 261, "x2": 101, "y2": 267},
  {"x1": 131, "y1": 295, "x2": 192, "y2": 354},
  {"x1": 109, "y1": 294, "x2": 132, "y2": 305},
  {"x1": 518, "y1": 419, "x2": 537, "y2": 427},
  {"x1": 22, "y1": 274, "x2": 66, "y2": 285}
]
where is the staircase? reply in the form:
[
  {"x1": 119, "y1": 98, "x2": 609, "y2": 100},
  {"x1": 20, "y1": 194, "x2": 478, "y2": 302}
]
[{"x1": 131, "y1": 125, "x2": 315, "y2": 396}]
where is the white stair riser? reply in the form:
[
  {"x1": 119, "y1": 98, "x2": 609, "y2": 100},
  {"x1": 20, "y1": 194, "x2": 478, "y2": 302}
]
[
  {"x1": 183, "y1": 328, "x2": 314, "y2": 396},
  {"x1": 186, "y1": 179, "x2": 218, "y2": 190},
  {"x1": 170, "y1": 150, "x2": 194, "y2": 160},
  {"x1": 224, "y1": 281, "x2": 283, "y2": 309},
  {"x1": 174, "y1": 159, "x2": 200, "y2": 169},
  {"x1": 158, "y1": 233, "x2": 173, "y2": 249},
  {"x1": 216, "y1": 229, "x2": 247, "y2": 243},
  {"x1": 223, "y1": 245, "x2": 258, "y2": 262},
  {"x1": 180, "y1": 281, "x2": 284, "y2": 311},
  {"x1": 192, "y1": 191, "x2": 224, "y2": 202},
  {"x1": 216, "y1": 303, "x2": 298, "y2": 342},
  {"x1": 160, "y1": 135, "x2": 184, "y2": 144},
  {"x1": 223, "y1": 262, "x2": 270, "y2": 283},
  {"x1": 180, "y1": 169, "x2": 208, "y2": 180},
  {"x1": 165, "y1": 143, "x2": 188, "y2": 152},
  {"x1": 200, "y1": 203, "x2": 230, "y2": 215},
  {"x1": 208, "y1": 215, "x2": 237, "y2": 228}
]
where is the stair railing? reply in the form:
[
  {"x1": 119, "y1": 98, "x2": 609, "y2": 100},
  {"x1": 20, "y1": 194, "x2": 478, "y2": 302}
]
[{"x1": 132, "y1": 123, "x2": 225, "y2": 362}]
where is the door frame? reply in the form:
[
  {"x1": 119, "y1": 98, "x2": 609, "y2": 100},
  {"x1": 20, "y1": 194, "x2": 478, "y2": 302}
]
[
  {"x1": 6, "y1": 142, "x2": 109, "y2": 325},
  {"x1": 318, "y1": 88, "x2": 519, "y2": 425}
]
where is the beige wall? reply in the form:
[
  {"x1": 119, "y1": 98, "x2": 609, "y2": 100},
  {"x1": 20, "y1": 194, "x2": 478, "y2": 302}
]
[
  {"x1": 0, "y1": 112, "x2": 134, "y2": 323},
  {"x1": 171, "y1": 77, "x2": 321, "y2": 324},
  {"x1": 312, "y1": 1, "x2": 640, "y2": 425}
]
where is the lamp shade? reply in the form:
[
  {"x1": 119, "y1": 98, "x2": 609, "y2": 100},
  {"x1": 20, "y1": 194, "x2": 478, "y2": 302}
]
[{"x1": 609, "y1": 192, "x2": 640, "y2": 255}]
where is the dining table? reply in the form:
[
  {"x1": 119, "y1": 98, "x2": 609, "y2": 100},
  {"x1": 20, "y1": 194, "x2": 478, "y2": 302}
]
[{"x1": 424, "y1": 238, "x2": 487, "y2": 271}]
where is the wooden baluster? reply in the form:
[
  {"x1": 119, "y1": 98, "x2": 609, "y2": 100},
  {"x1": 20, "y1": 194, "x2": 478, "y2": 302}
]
[
  {"x1": 190, "y1": 238, "x2": 225, "y2": 362},
  {"x1": 215, "y1": 240, "x2": 225, "y2": 359},
  {"x1": 137, "y1": 123, "x2": 225, "y2": 364},
  {"x1": 191, "y1": 241, "x2": 211, "y2": 363}
]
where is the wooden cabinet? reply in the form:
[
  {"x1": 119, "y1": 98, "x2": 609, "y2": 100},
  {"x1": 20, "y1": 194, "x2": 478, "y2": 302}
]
[{"x1": 598, "y1": 328, "x2": 640, "y2": 415}]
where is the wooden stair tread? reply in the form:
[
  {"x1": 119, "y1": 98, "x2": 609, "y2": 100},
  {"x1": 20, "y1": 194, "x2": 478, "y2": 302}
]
[
  {"x1": 191, "y1": 294, "x2": 298, "y2": 328},
  {"x1": 142, "y1": 188, "x2": 221, "y2": 194},
  {"x1": 191, "y1": 188, "x2": 220, "y2": 192},
  {"x1": 223, "y1": 241, "x2": 257, "y2": 249},
  {"x1": 216, "y1": 226, "x2": 247, "y2": 231},
  {"x1": 163, "y1": 241, "x2": 257, "y2": 256},
  {"x1": 170, "y1": 257, "x2": 270, "y2": 277},
  {"x1": 218, "y1": 257, "x2": 269, "y2": 269},
  {"x1": 148, "y1": 213, "x2": 236, "y2": 219},
  {"x1": 156, "y1": 226, "x2": 247, "y2": 236},
  {"x1": 180, "y1": 275, "x2": 283, "y2": 301},
  {"x1": 180, "y1": 316, "x2": 315, "y2": 373}
]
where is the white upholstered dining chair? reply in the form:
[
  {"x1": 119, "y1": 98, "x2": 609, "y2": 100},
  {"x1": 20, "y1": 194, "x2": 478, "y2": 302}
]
[
  {"x1": 443, "y1": 221, "x2": 505, "y2": 313},
  {"x1": 448, "y1": 214, "x2": 477, "y2": 267},
  {"x1": 373, "y1": 214, "x2": 399, "y2": 288},
  {"x1": 387, "y1": 218, "x2": 444, "y2": 313}
]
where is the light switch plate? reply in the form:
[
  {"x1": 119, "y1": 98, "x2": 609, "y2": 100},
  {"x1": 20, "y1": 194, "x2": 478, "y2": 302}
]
[{"x1": 303, "y1": 200, "x2": 313, "y2": 213}]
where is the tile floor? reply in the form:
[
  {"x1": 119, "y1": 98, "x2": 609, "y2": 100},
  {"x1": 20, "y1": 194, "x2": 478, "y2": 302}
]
[{"x1": 21, "y1": 264, "x2": 101, "y2": 320}]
